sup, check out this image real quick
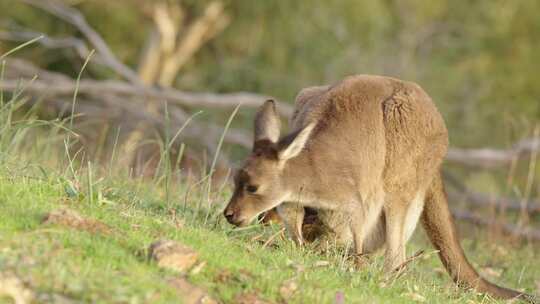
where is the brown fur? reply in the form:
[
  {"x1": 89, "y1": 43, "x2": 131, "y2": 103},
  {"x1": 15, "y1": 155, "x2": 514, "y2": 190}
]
[{"x1": 224, "y1": 75, "x2": 534, "y2": 302}]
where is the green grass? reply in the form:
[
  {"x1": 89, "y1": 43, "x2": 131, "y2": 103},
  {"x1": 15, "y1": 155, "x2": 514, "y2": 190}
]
[{"x1": 0, "y1": 163, "x2": 538, "y2": 303}]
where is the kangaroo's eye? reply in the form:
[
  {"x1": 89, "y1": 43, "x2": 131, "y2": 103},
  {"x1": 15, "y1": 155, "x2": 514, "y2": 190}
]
[{"x1": 245, "y1": 185, "x2": 258, "y2": 193}]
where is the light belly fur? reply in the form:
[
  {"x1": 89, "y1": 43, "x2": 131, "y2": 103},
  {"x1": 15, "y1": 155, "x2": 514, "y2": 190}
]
[
  {"x1": 404, "y1": 192, "x2": 425, "y2": 242},
  {"x1": 316, "y1": 191, "x2": 425, "y2": 253}
]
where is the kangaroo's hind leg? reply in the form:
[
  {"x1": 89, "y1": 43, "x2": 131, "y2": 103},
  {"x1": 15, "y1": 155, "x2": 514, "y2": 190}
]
[{"x1": 383, "y1": 188, "x2": 425, "y2": 272}]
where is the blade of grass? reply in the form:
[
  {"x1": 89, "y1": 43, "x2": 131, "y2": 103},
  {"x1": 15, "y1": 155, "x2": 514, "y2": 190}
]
[
  {"x1": 203, "y1": 104, "x2": 241, "y2": 225},
  {"x1": 108, "y1": 126, "x2": 122, "y2": 178},
  {"x1": 0, "y1": 35, "x2": 43, "y2": 61},
  {"x1": 0, "y1": 60, "x2": 5, "y2": 107},
  {"x1": 87, "y1": 161, "x2": 93, "y2": 204},
  {"x1": 69, "y1": 50, "x2": 95, "y2": 130}
]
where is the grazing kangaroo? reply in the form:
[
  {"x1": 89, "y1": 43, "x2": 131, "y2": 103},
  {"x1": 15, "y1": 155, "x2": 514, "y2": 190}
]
[{"x1": 224, "y1": 75, "x2": 536, "y2": 302}]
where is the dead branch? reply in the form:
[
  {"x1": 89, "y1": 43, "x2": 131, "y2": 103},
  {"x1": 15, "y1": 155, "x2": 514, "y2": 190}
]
[
  {"x1": 447, "y1": 137, "x2": 540, "y2": 169},
  {"x1": 138, "y1": 3, "x2": 184, "y2": 84},
  {"x1": 444, "y1": 172, "x2": 540, "y2": 214},
  {"x1": 447, "y1": 190, "x2": 540, "y2": 214},
  {"x1": 0, "y1": 59, "x2": 292, "y2": 118},
  {"x1": 137, "y1": 29, "x2": 163, "y2": 85},
  {"x1": 21, "y1": 0, "x2": 142, "y2": 85},
  {"x1": 452, "y1": 209, "x2": 540, "y2": 242},
  {"x1": 158, "y1": 1, "x2": 230, "y2": 86},
  {"x1": 0, "y1": 78, "x2": 290, "y2": 120},
  {"x1": 0, "y1": 30, "x2": 102, "y2": 64}
]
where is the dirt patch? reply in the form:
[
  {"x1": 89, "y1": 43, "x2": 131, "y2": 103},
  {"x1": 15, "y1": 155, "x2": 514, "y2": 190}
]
[
  {"x1": 42, "y1": 208, "x2": 111, "y2": 234},
  {"x1": 214, "y1": 268, "x2": 253, "y2": 285},
  {"x1": 233, "y1": 292, "x2": 272, "y2": 304},
  {"x1": 168, "y1": 277, "x2": 218, "y2": 304},
  {"x1": 148, "y1": 240, "x2": 199, "y2": 273},
  {"x1": 0, "y1": 272, "x2": 34, "y2": 304}
]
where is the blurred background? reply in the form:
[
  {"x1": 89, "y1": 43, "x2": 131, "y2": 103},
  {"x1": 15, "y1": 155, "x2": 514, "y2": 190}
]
[{"x1": 1, "y1": 0, "x2": 539, "y2": 241}]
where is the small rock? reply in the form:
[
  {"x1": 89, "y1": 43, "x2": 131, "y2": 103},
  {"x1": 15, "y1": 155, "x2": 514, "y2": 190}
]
[
  {"x1": 279, "y1": 279, "x2": 298, "y2": 300},
  {"x1": 233, "y1": 292, "x2": 271, "y2": 304},
  {"x1": 168, "y1": 277, "x2": 217, "y2": 304},
  {"x1": 0, "y1": 272, "x2": 34, "y2": 304},
  {"x1": 42, "y1": 208, "x2": 111, "y2": 234},
  {"x1": 149, "y1": 240, "x2": 199, "y2": 273},
  {"x1": 313, "y1": 260, "x2": 330, "y2": 267}
]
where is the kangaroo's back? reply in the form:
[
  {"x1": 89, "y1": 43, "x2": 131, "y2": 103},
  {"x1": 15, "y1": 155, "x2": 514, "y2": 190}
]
[{"x1": 292, "y1": 75, "x2": 448, "y2": 188}]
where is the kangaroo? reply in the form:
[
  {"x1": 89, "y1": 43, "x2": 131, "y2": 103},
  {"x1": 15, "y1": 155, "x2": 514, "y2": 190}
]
[{"x1": 224, "y1": 75, "x2": 536, "y2": 302}]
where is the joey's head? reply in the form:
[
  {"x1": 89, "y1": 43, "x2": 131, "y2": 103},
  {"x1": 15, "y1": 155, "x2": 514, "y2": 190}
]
[{"x1": 223, "y1": 100, "x2": 315, "y2": 226}]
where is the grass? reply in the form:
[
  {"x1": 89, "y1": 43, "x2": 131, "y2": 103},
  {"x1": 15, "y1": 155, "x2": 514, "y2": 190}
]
[{"x1": 0, "y1": 159, "x2": 538, "y2": 304}]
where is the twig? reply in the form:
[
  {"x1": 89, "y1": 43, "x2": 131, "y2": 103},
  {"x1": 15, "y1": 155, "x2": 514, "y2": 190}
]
[{"x1": 262, "y1": 228, "x2": 286, "y2": 248}]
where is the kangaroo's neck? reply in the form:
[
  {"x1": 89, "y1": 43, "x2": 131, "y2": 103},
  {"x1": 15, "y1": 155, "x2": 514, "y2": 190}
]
[{"x1": 281, "y1": 150, "x2": 321, "y2": 203}]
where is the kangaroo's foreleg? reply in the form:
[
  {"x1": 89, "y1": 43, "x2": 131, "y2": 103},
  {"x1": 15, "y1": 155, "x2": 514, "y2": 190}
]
[{"x1": 277, "y1": 202, "x2": 305, "y2": 245}]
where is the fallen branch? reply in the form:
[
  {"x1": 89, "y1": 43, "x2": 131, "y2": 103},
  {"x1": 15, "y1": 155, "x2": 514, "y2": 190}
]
[
  {"x1": 447, "y1": 137, "x2": 540, "y2": 169},
  {"x1": 452, "y1": 209, "x2": 540, "y2": 242},
  {"x1": 0, "y1": 30, "x2": 101, "y2": 65},
  {"x1": 444, "y1": 172, "x2": 540, "y2": 214},
  {"x1": 0, "y1": 59, "x2": 293, "y2": 118}
]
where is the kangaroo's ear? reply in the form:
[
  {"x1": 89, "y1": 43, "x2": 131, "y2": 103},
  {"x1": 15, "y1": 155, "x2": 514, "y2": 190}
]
[
  {"x1": 277, "y1": 123, "x2": 316, "y2": 161},
  {"x1": 254, "y1": 99, "x2": 281, "y2": 143}
]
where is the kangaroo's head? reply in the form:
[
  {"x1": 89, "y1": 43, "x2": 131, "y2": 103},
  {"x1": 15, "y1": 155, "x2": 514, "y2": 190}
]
[{"x1": 223, "y1": 100, "x2": 315, "y2": 226}]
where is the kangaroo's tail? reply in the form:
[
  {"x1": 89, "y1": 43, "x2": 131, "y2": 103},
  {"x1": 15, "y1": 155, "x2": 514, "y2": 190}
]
[{"x1": 422, "y1": 172, "x2": 537, "y2": 303}]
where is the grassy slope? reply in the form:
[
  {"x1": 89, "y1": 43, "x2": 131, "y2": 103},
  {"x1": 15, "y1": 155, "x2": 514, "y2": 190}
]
[{"x1": 0, "y1": 168, "x2": 538, "y2": 304}]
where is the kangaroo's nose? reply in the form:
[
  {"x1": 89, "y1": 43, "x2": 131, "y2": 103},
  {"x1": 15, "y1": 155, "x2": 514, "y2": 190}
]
[{"x1": 224, "y1": 209, "x2": 235, "y2": 223}]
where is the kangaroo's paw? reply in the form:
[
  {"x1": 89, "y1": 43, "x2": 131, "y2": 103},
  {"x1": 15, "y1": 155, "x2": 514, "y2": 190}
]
[{"x1": 353, "y1": 254, "x2": 370, "y2": 270}]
